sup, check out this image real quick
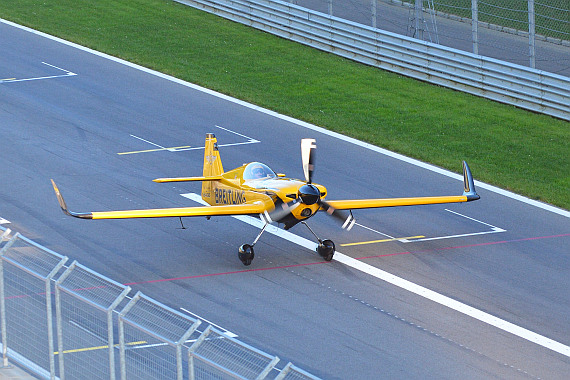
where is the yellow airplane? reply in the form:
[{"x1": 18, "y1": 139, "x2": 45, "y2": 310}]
[{"x1": 51, "y1": 133, "x2": 479, "y2": 265}]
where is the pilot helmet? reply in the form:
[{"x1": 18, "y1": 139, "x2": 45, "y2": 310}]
[{"x1": 250, "y1": 163, "x2": 266, "y2": 178}]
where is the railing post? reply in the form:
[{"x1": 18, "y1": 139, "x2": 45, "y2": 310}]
[
  {"x1": 415, "y1": 0, "x2": 423, "y2": 40},
  {"x1": 371, "y1": 0, "x2": 377, "y2": 29},
  {"x1": 528, "y1": 0, "x2": 535, "y2": 68},
  {"x1": 472, "y1": 0, "x2": 478, "y2": 55},
  {"x1": 0, "y1": 234, "x2": 18, "y2": 369}
]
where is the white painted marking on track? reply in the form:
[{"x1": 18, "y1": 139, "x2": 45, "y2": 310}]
[
  {"x1": 0, "y1": 217, "x2": 10, "y2": 224},
  {"x1": 353, "y1": 222, "x2": 394, "y2": 239},
  {"x1": 180, "y1": 191, "x2": 570, "y2": 358},
  {"x1": 445, "y1": 208, "x2": 503, "y2": 229},
  {"x1": 349, "y1": 210, "x2": 506, "y2": 244},
  {"x1": 124, "y1": 126, "x2": 260, "y2": 154},
  {"x1": 180, "y1": 308, "x2": 239, "y2": 338},
  {"x1": 0, "y1": 61, "x2": 76, "y2": 83},
  {"x1": 175, "y1": 140, "x2": 260, "y2": 152},
  {"x1": 404, "y1": 209, "x2": 506, "y2": 243},
  {"x1": 214, "y1": 125, "x2": 260, "y2": 143},
  {"x1": 41, "y1": 61, "x2": 76, "y2": 75},
  {"x1": 1, "y1": 18, "x2": 566, "y2": 217},
  {"x1": 174, "y1": 125, "x2": 260, "y2": 152},
  {"x1": 129, "y1": 134, "x2": 171, "y2": 151},
  {"x1": 407, "y1": 227, "x2": 505, "y2": 243}
]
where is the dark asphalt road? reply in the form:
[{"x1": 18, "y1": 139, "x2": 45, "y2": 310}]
[{"x1": 1, "y1": 20, "x2": 569, "y2": 379}]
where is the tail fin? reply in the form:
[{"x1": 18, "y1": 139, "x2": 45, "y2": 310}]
[
  {"x1": 202, "y1": 133, "x2": 224, "y2": 203},
  {"x1": 203, "y1": 133, "x2": 224, "y2": 176}
]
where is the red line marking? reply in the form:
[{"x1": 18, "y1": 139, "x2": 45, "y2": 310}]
[
  {"x1": 355, "y1": 233, "x2": 570, "y2": 260},
  {"x1": 123, "y1": 261, "x2": 328, "y2": 286},
  {"x1": 125, "y1": 234, "x2": 570, "y2": 285},
  {"x1": 4, "y1": 234, "x2": 569, "y2": 296}
]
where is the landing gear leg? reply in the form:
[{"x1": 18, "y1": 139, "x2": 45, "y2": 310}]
[
  {"x1": 238, "y1": 222, "x2": 269, "y2": 266},
  {"x1": 301, "y1": 222, "x2": 335, "y2": 261}
]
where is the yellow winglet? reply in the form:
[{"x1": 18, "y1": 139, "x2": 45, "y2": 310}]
[{"x1": 50, "y1": 179, "x2": 93, "y2": 219}]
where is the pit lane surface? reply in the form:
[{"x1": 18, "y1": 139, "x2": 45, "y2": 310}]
[{"x1": 1, "y1": 20, "x2": 569, "y2": 379}]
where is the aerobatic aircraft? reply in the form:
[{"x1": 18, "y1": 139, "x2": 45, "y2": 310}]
[{"x1": 51, "y1": 133, "x2": 479, "y2": 265}]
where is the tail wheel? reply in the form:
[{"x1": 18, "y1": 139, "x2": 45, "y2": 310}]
[
  {"x1": 317, "y1": 239, "x2": 335, "y2": 261},
  {"x1": 238, "y1": 244, "x2": 255, "y2": 266}
]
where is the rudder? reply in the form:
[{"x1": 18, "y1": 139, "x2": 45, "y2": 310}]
[{"x1": 202, "y1": 133, "x2": 224, "y2": 203}]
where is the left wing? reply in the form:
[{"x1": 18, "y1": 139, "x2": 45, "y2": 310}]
[
  {"x1": 324, "y1": 161, "x2": 479, "y2": 210},
  {"x1": 51, "y1": 180, "x2": 271, "y2": 220},
  {"x1": 153, "y1": 176, "x2": 222, "y2": 183}
]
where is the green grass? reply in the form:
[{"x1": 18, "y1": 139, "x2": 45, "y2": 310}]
[{"x1": 1, "y1": 0, "x2": 568, "y2": 209}]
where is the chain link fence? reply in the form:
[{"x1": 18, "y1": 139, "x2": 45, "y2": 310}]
[
  {"x1": 55, "y1": 261, "x2": 131, "y2": 380},
  {"x1": 119, "y1": 291, "x2": 202, "y2": 380},
  {"x1": 188, "y1": 326, "x2": 280, "y2": 379},
  {"x1": 0, "y1": 227, "x2": 320, "y2": 380},
  {"x1": 0, "y1": 232, "x2": 67, "y2": 379},
  {"x1": 288, "y1": 0, "x2": 569, "y2": 76}
]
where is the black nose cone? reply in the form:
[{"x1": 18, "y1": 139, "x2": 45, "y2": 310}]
[{"x1": 298, "y1": 184, "x2": 320, "y2": 205}]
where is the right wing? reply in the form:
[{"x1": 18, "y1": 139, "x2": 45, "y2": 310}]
[
  {"x1": 322, "y1": 161, "x2": 479, "y2": 211},
  {"x1": 51, "y1": 179, "x2": 270, "y2": 220}
]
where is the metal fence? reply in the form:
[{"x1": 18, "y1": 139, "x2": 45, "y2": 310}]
[
  {"x1": 175, "y1": 0, "x2": 569, "y2": 120},
  {"x1": 0, "y1": 227, "x2": 319, "y2": 380},
  {"x1": 288, "y1": 0, "x2": 570, "y2": 73}
]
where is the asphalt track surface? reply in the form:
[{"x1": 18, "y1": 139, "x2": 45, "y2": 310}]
[{"x1": 1, "y1": 20, "x2": 569, "y2": 379}]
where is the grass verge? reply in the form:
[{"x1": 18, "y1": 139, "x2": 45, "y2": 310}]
[{"x1": 1, "y1": 0, "x2": 568, "y2": 209}]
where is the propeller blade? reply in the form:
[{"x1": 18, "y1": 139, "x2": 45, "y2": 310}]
[
  {"x1": 301, "y1": 139, "x2": 316, "y2": 183},
  {"x1": 260, "y1": 199, "x2": 301, "y2": 224},
  {"x1": 319, "y1": 200, "x2": 356, "y2": 231}
]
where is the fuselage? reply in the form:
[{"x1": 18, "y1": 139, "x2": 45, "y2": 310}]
[{"x1": 202, "y1": 162, "x2": 327, "y2": 229}]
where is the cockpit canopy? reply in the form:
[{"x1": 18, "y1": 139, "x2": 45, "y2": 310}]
[{"x1": 243, "y1": 162, "x2": 277, "y2": 180}]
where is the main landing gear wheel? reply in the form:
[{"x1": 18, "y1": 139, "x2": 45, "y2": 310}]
[
  {"x1": 238, "y1": 244, "x2": 255, "y2": 266},
  {"x1": 317, "y1": 239, "x2": 335, "y2": 261}
]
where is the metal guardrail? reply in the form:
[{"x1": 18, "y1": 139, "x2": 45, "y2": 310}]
[
  {"x1": 175, "y1": 0, "x2": 570, "y2": 121},
  {"x1": 0, "y1": 228, "x2": 320, "y2": 380}
]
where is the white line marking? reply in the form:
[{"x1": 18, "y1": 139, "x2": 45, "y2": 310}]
[
  {"x1": 128, "y1": 125, "x2": 260, "y2": 153},
  {"x1": 1, "y1": 61, "x2": 77, "y2": 83},
  {"x1": 174, "y1": 141, "x2": 260, "y2": 152},
  {"x1": 1, "y1": 73, "x2": 75, "y2": 83},
  {"x1": 129, "y1": 134, "x2": 172, "y2": 151},
  {"x1": 351, "y1": 210, "x2": 506, "y2": 244},
  {"x1": 181, "y1": 192, "x2": 570, "y2": 358},
  {"x1": 353, "y1": 222, "x2": 395, "y2": 239},
  {"x1": 180, "y1": 308, "x2": 239, "y2": 338},
  {"x1": 1, "y1": 18, "x2": 566, "y2": 217},
  {"x1": 175, "y1": 125, "x2": 260, "y2": 152},
  {"x1": 445, "y1": 209, "x2": 502, "y2": 229},
  {"x1": 215, "y1": 125, "x2": 260, "y2": 143},
  {"x1": 405, "y1": 210, "x2": 506, "y2": 242},
  {"x1": 0, "y1": 217, "x2": 10, "y2": 225},
  {"x1": 408, "y1": 228, "x2": 505, "y2": 243},
  {"x1": 41, "y1": 61, "x2": 76, "y2": 75}
]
